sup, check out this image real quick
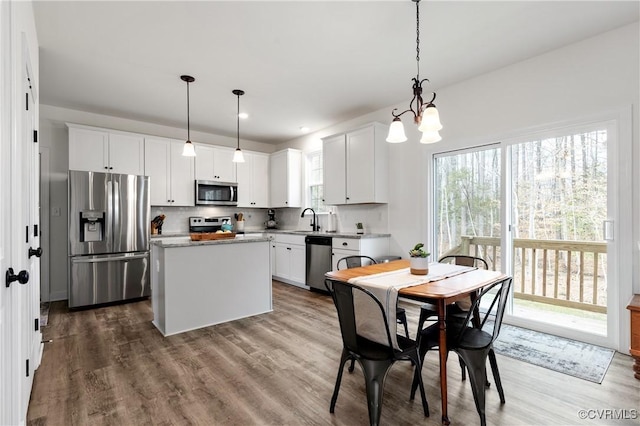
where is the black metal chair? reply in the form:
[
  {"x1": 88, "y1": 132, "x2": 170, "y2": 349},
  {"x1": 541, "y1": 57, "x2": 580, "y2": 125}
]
[
  {"x1": 325, "y1": 278, "x2": 430, "y2": 426},
  {"x1": 411, "y1": 276, "x2": 512, "y2": 426},
  {"x1": 337, "y1": 256, "x2": 410, "y2": 339}
]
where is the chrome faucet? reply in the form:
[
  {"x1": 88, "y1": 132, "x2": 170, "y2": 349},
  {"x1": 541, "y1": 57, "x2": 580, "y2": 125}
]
[{"x1": 300, "y1": 208, "x2": 319, "y2": 232}]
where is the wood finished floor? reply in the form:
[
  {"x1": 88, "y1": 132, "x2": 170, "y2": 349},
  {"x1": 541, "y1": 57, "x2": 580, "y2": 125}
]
[{"x1": 28, "y1": 281, "x2": 639, "y2": 425}]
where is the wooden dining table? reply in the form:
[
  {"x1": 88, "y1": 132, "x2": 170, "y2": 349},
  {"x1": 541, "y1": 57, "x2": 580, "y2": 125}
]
[{"x1": 325, "y1": 259, "x2": 508, "y2": 425}]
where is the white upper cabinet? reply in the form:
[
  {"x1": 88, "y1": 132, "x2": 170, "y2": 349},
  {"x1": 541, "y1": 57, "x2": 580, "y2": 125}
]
[
  {"x1": 68, "y1": 124, "x2": 144, "y2": 175},
  {"x1": 322, "y1": 133, "x2": 347, "y2": 205},
  {"x1": 236, "y1": 151, "x2": 269, "y2": 208},
  {"x1": 322, "y1": 122, "x2": 388, "y2": 205},
  {"x1": 195, "y1": 144, "x2": 236, "y2": 183},
  {"x1": 270, "y1": 148, "x2": 302, "y2": 208},
  {"x1": 144, "y1": 137, "x2": 194, "y2": 206}
]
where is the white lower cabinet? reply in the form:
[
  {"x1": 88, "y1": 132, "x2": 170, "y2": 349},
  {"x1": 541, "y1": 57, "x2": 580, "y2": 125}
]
[
  {"x1": 331, "y1": 237, "x2": 390, "y2": 272},
  {"x1": 273, "y1": 234, "x2": 306, "y2": 287}
]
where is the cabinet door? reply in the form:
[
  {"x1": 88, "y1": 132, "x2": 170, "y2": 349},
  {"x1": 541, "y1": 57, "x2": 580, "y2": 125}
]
[
  {"x1": 69, "y1": 127, "x2": 109, "y2": 172},
  {"x1": 289, "y1": 244, "x2": 306, "y2": 284},
  {"x1": 195, "y1": 144, "x2": 215, "y2": 181},
  {"x1": 269, "y1": 151, "x2": 288, "y2": 208},
  {"x1": 236, "y1": 153, "x2": 253, "y2": 207},
  {"x1": 169, "y1": 140, "x2": 195, "y2": 206},
  {"x1": 323, "y1": 134, "x2": 346, "y2": 205},
  {"x1": 144, "y1": 137, "x2": 171, "y2": 206},
  {"x1": 109, "y1": 133, "x2": 145, "y2": 175},
  {"x1": 332, "y1": 248, "x2": 357, "y2": 273},
  {"x1": 346, "y1": 126, "x2": 375, "y2": 204},
  {"x1": 252, "y1": 153, "x2": 270, "y2": 208},
  {"x1": 212, "y1": 147, "x2": 236, "y2": 182},
  {"x1": 274, "y1": 243, "x2": 291, "y2": 279}
]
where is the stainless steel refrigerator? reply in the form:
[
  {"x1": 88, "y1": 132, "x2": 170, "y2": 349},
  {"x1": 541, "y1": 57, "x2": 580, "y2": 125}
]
[{"x1": 68, "y1": 170, "x2": 150, "y2": 308}]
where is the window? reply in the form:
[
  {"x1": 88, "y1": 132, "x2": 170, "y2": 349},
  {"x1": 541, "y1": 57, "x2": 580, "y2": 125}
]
[{"x1": 307, "y1": 150, "x2": 327, "y2": 212}]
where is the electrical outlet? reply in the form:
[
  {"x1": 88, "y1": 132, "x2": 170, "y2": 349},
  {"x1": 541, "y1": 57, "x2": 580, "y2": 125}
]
[{"x1": 52, "y1": 207, "x2": 61, "y2": 217}]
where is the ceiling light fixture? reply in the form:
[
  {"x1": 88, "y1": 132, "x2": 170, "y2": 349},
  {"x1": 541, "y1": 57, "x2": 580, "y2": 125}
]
[
  {"x1": 300, "y1": 126, "x2": 310, "y2": 133},
  {"x1": 180, "y1": 75, "x2": 196, "y2": 156},
  {"x1": 232, "y1": 89, "x2": 245, "y2": 163},
  {"x1": 386, "y1": 0, "x2": 443, "y2": 144}
]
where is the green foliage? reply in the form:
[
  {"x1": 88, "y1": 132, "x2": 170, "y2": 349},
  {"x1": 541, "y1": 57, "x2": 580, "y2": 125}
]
[{"x1": 409, "y1": 243, "x2": 429, "y2": 258}]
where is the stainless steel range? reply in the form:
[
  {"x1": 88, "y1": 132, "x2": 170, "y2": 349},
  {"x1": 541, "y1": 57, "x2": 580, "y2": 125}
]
[{"x1": 189, "y1": 216, "x2": 232, "y2": 233}]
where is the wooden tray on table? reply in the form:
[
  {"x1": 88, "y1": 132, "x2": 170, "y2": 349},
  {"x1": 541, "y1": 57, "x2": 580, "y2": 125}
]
[{"x1": 190, "y1": 232, "x2": 236, "y2": 241}]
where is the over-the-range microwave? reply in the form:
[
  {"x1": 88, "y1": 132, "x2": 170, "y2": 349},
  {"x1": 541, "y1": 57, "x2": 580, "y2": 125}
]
[{"x1": 195, "y1": 180, "x2": 238, "y2": 206}]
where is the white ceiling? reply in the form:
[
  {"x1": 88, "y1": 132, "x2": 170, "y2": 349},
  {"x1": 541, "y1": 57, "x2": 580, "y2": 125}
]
[{"x1": 33, "y1": 1, "x2": 639, "y2": 144}]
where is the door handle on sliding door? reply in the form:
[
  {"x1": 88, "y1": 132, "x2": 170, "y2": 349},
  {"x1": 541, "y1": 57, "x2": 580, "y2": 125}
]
[{"x1": 602, "y1": 220, "x2": 614, "y2": 241}]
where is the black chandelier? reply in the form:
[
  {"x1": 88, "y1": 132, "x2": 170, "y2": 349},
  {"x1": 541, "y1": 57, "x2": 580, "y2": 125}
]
[{"x1": 386, "y1": 0, "x2": 442, "y2": 144}]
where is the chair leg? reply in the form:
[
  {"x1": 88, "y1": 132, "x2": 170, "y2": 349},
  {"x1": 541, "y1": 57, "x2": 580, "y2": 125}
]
[
  {"x1": 459, "y1": 355, "x2": 466, "y2": 381},
  {"x1": 456, "y1": 348, "x2": 490, "y2": 426},
  {"x1": 408, "y1": 351, "x2": 430, "y2": 417},
  {"x1": 416, "y1": 307, "x2": 431, "y2": 336},
  {"x1": 360, "y1": 359, "x2": 394, "y2": 426},
  {"x1": 397, "y1": 310, "x2": 410, "y2": 339},
  {"x1": 330, "y1": 349, "x2": 352, "y2": 413},
  {"x1": 348, "y1": 357, "x2": 356, "y2": 373},
  {"x1": 488, "y1": 348, "x2": 505, "y2": 403}
]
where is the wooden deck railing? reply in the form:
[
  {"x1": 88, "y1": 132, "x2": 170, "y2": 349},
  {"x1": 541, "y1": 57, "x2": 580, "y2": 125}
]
[{"x1": 442, "y1": 236, "x2": 607, "y2": 314}]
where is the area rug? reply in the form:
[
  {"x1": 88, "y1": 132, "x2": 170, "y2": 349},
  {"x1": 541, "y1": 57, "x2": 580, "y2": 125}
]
[{"x1": 493, "y1": 324, "x2": 614, "y2": 384}]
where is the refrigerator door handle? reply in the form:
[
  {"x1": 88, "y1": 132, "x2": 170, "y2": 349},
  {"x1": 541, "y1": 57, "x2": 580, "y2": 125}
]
[
  {"x1": 112, "y1": 179, "x2": 120, "y2": 247},
  {"x1": 106, "y1": 179, "x2": 113, "y2": 250},
  {"x1": 71, "y1": 253, "x2": 149, "y2": 263}
]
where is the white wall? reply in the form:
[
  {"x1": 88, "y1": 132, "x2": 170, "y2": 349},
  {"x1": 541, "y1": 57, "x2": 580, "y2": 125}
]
[
  {"x1": 280, "y1": 23, "x2": 639, "y2": 350},
  {"x1": 39, "y1": 105, "x2": 276, "y2": 301}
]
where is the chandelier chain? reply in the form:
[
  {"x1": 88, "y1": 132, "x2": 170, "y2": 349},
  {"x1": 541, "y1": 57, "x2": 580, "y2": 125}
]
[{"x1": 415, "y1": 0, "x2": 420, "y2": 78}]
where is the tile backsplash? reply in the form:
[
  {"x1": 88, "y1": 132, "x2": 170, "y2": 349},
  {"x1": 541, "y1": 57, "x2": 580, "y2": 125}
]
[{"x1": 151, "y1": 204, "x2": 389, "y2": 234}]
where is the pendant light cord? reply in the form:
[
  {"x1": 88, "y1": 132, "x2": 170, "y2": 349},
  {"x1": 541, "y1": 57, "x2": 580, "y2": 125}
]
[
  {"x1": 416, "y1": 0, "x2": 420, "y2": 79},
  {"x1": 236, "y1": 93, "x2": 240, "y2": 149},
  {"x1": 186, "y1": 80, "x2": 191, "y2": 141}
]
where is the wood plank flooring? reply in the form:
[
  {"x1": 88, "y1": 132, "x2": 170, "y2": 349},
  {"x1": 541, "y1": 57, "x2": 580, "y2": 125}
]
[{"x1": 28, "y1": 281, "x2": 639, "y2": 425}]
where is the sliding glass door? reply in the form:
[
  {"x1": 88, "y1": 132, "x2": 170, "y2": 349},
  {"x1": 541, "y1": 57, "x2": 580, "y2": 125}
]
[
  {"x1": 433, "y1": 146, "x2": 501, "y2": 267},
  {"x1": 507, "y1": 123, "x2": 613, "y2": 340},
  {"x1": 432, "y1": 119, "x2": 617, "y2": 346}
]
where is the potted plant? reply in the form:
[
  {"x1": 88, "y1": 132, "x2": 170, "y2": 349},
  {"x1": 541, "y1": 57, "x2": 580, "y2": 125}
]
[{"x1": 409, "y1": 243, "x2": 430, "y2": 275}]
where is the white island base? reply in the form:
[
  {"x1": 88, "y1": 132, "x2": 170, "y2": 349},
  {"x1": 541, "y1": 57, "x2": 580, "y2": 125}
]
[{"x1": 151, "y1": 238, "x2": 272, "y2": 336}]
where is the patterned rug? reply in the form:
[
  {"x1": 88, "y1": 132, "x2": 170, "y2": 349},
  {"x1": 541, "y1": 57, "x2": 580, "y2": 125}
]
[{"x1": 493, "y1": 324, "x2": 615, "y2": 384}]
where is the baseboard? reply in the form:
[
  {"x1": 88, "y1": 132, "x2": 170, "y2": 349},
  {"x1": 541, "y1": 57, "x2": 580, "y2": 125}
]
[{"x1": 49, "y1": 290, "x2": 67, "y2": 302}]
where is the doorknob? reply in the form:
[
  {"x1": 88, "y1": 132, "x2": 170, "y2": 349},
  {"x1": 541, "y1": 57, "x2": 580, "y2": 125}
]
[
  {"x1": 5, "y1": 268, "x2": 29, "y2": 288},
  {"x1": 28, "y1": 247, "x2": 42, "y2": 258}
]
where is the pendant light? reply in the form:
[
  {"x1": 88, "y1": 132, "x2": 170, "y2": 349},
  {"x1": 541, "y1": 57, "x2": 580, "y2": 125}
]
[
  {"x1": 232, "y1": 89, "x2": 245, "y2": 163},
  {"x1": 386, "y1": 0, "x2": 443, "y2": 144},
  {"x1": 180, "y1": 75, "x2": 196, "y2": 157}
]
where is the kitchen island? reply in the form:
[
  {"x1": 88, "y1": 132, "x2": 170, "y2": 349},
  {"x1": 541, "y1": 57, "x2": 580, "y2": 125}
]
[{"x1": 150, "y1": 235, "x2": 272, "y2": 336}]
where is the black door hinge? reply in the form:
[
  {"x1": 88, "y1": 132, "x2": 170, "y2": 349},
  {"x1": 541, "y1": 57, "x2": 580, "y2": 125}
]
[
  {"x1": 26, "y1": 359, "x2": 29, "y2": 377},
  {"x1": 25, "y1": 93, "x2": 29, "y2": 111},
  {"x1": 35, "y1": 318, "x2": 39, "y2": 331},
  {"x1": 33, "y1": 130, "x2": 38, "y2": 143},
  {"x1": 34, "y1": 224, "x2": 38, "y2": 237},
  {"x1": 25, "y1": 226, "x2": 29, "y2": 243}
]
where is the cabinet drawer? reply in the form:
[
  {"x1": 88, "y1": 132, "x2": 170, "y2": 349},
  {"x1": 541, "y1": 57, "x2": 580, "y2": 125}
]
[
  {"x1": 275, "y1": 233, "x2": 306, "y2": 246},
  {"x1": 332, "y1": 238, "x2": 360, "y2": 251}
]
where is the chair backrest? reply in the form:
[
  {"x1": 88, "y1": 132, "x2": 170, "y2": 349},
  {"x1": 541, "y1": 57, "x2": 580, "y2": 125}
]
[
  {"x1": 324, "y1": 279, "x2": 395, "y2": 357},
  {"x1": 455, "y1": 276, "x2": 513, "y2": 345},
  {"x1": 438, "y1": 255, "x2": 488, "y2": 270},
  {"x1": 336, "y1": 255, "x2": 378, "y2": 271}
]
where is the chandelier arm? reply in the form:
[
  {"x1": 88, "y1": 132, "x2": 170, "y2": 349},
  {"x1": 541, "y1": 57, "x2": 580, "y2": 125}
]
[{"x1": 391, "y1": 107, "x2": 417, "y2": 120}]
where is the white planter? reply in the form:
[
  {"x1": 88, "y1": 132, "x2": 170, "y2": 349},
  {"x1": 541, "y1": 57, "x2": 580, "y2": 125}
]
[{"x1": 410, "y1": 257, "x2": 429, "y2": 275}]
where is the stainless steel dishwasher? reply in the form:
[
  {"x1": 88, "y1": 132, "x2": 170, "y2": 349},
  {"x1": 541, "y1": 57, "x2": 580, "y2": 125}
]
[{"x1": 305, "y1": 235, "x2": 332, "y2": 292}]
